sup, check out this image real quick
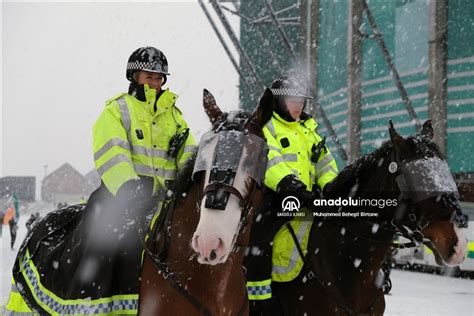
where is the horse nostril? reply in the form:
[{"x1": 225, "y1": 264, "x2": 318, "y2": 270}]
[{"x1": 210, "y1": 249, "x2": 217, "y2": 261}]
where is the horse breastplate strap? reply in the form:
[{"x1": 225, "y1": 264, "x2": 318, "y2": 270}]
[{"x1": 396, "y1": 157, "x2": 459, "y2": 202}]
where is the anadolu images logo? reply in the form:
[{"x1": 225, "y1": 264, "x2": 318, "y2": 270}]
[
  {"x1": 282, "y1": 196, "x2": 300, "y2": 212},
  {"x1": 278, "y1": 196, "x2": 305, "y2": 217}
]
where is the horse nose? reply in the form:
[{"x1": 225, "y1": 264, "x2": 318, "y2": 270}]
[{"x1": 192, "y1": 235, "x2": 226, "y2": 264}]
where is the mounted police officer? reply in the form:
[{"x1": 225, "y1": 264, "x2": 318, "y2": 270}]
[
  {"x1": 244, "y1": 75, "x2": 338, "y2": 315},
  {"x1": 76, "y1": 46, "x2": 196, "y2": 291},
  {"x1": 4, "y1": 47, "x2": 197, "y2": 314}
]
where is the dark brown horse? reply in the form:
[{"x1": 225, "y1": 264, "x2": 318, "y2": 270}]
[
  {"x1": 272, "y1": 120, "x2": 468, "y2": 315},
  {"x1": 139, "y1": 89, "x2": 274, "y2": 315}
]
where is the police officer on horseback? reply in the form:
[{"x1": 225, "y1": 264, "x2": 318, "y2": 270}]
[
  {"x1": 244, "y1": 75, "x2": 338, "y2": 315},
  {"x1": 94, "y1": 46, "x2": 196, "y2": 200},
  {"x1": 77, "y1": 46, "x2": 197, "y2": 291}
]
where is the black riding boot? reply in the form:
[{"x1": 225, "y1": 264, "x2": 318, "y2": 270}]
[{"x1": 245, "y1": 192, "x2": 289, "y2": 316}]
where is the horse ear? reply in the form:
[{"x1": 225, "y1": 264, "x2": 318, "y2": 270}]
[
  {"x1": 203, "y1": 89, "x2": 223, "y2": 127},
  {"x1": 419, "y1": 119, "x2": 434, "y2": 140},
  {"x1": 250, "y1": 88, "x2": 275, "y2": 130},
  {"x1": 388, "y1": 120, "x2": 405, "y2": 150}
]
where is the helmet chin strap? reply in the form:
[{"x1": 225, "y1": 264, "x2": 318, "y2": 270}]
[{"x1": 275, "y1": 97, "x2": 295, "y2": 122}]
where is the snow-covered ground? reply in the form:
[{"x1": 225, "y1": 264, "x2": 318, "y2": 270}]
[
  {"x1": 1, "y1": 203, "x2": 473, "y2": 315},
  {"x1": 1, "y1": 212, "x2": 29, "y2": 306},
  {"x1": 385, "y1": 270, "x2": 473, "y2": 315}
]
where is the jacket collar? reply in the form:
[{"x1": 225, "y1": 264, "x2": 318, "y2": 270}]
[
  {"x1": 273, "y1": 111, "x2": 317, "y2": 130},
  {"x1": 129, "y1": 84, "x2": 179, "y2": 115}
]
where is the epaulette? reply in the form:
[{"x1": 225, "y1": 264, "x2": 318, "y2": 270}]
[
  {"x1": 105, "y1": 92, "x2": 127, "y2": 106},
  {"x1": 173, "y1": 105, "x2": 183, "y2": 115}
]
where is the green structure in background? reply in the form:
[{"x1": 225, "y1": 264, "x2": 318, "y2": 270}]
[
  {"x1": 239, "y1": 0, "x2": 473, "y2": 175},
  {"x1": 239, "y1": 0, "x2": 301, "y2": 108}
]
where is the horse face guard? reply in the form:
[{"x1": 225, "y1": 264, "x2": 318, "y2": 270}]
[
  {"x1": 192, "y1": 111, "x2": 268, "y2": 214},
  {"x1": 391, "y1": 156, "x2": 468, "y2": 246}
]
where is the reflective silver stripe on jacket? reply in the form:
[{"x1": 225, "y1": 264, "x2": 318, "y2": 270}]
[
  {"x1": 314, "y1": 154, "x2": 334, "y2": 171},
  {"x1": 265, "y1": 120, "x2": 277, "y2": 138},
  {"x1": 316, "y1": 164, "x2": 338, "y2": 180},
  {"x1": 96, "y1": 154, "x2": 133, "y2": 176},
  {"x1": 131, "y1": 145, "x2": 168, "y2": 159},
  {"x1": 117, "y1": 97, "x2": 132, "y2": 141},
  {"x1": 267, "y1": 154, "x2": 297, "y2": 169},
  {"x1": 183, "y1": 145, "x2": 197, "y2": 153},
  {"x1": 272, "y1": 221, "x2": 312, "y2": 275},
  {"x1": 94, "y1": 138, "x2": 131, "y2": 161},
  {"x1": 268, "y1": 145, "x2": 281, "y2": 153}
]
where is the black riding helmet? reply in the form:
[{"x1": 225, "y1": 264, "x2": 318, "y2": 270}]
[
  {"x1": 270, "y1": 75, "x2": 313, "y2": 122},
  {"x1": 126, "y1": 46, "x2": 170, "y2": 85}
]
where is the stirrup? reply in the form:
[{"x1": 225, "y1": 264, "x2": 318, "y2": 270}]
[{"x1": 382, "y1": 277, "x2": 392, "y2": 294}]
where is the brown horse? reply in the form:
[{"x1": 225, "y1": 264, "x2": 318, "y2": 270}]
[
  {"x1": 272, "y1": 120, "x2": 468, "y2": 315},
  {"x1": 138, "y1": 89, "x2": 274, "y2": 315}
]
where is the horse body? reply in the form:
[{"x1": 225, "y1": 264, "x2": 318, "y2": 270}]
[{"x1": 273, "y1": 120, "x2": 468, "y2": 316}]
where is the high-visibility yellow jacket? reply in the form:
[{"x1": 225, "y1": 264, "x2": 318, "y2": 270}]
[
  {"x1": 93, "y1": 84, "x2": 196, "y2": 196},
  {"x1": 263, "y1": 112, "x2": 338, "y2": 192},
  {"x1": 263, "y1": 112, "x2": 339, "y2": 283}
]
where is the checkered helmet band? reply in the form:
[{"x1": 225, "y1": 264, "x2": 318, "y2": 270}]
[
  {"x1": 270, "y1": 88, "x2": 313, "y2": 99},
  {"x1": 126, "y1": 61, "x2": 169, "y2": 75}
]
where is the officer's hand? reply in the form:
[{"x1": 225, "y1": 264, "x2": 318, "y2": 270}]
[
  {"x1": 276, "y1": 175, "x2": 306, "y2": 196},
  {"x1": 312, "y1": 186, "x2": 323, "y2": 200},
  {"x1": 116, "y1": 179, "x2": 149, "y2": 210},
  {"x1": 277, "y1": 175, "x2": 315, "y2": 208},
  {"x1": 297, "y1": 189, "x2": 317, "y2": 208}
]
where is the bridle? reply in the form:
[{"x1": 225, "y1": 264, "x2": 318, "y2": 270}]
[
  {"x1": 194, "y1": 111, "x2": 268, "y2": 234},
  {"x1": 389, "y1": 153, "x2": 468, "y2": 250},
  {"x1": 338, "y1": 152, "x2": 468, "y2": 249}
]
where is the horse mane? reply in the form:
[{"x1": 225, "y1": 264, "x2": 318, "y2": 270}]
[
  {"x1": 324, "y1": 141, "x2": 393, "y2": 198},
  {"x1": 405, "y1": 134, "x2": 445, "y2": 160},
  {"x1": 324, "y1": 134, "x2": 443, "y2": 198}
]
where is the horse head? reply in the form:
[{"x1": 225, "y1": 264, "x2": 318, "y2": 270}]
[
  {"x1": 388, "y1": 120, "x2": 468, "y2": 266},
  {"x1": 191, "y1": 89, "x2": 274, "y2": 264}
]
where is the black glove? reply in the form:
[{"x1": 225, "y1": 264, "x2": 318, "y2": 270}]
[
  {"x1": 116, "y1": 179, "x2": 149, "y2": 210},
  {"x1": 277, "y1": 175, "x2": 315, "y2": 207},
  {"x1": 312, "y1": 186, "x2": 323, "y2": 200}
]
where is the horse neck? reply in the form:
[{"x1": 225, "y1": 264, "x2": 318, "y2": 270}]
[{"x1": 310, "y1": 149, "x2": 399, "y2": 306}]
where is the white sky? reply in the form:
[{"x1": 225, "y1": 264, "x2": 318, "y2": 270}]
[{"x1": 1, "y1": 1, "x2": 240, "y2": 198}]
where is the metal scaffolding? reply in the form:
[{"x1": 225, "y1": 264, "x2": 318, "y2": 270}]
[
  {"x1": 199, "y1": 0, "x2": 349, "y2": 161},
  {"x1": 199, "y1": 1, "x2": 429, "y2": 162}
]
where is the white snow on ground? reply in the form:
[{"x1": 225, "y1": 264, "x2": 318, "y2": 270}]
[
  {"x1": 1, "y1": 214, "x2": 28, "y2": 305},
  {"x1": 385, "y1": 270, "x2": 474, "y2": 316},
  {"x1": 1, "y1": 202, "x2": 54, "y2": 306},
  {"x1": 1, "y1": 203, "x2": 473, "y2": 314}
]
